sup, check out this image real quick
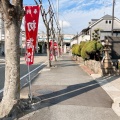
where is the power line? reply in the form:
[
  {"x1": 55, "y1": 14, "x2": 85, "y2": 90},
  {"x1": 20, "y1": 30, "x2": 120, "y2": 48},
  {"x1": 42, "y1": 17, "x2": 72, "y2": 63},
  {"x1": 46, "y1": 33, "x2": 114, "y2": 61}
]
[
  {"x1": 47, "y1": 0, "x2": 60, "y2": 30},
  {"x1": 49, "y1": 0, "x2": 59, "y2": 27},
  {"x1": 34, "y1": 0, "x2": 60, "y2": 31},
  {"x1": 60, "y1": 13, "x2": 78, "y2": 34}
]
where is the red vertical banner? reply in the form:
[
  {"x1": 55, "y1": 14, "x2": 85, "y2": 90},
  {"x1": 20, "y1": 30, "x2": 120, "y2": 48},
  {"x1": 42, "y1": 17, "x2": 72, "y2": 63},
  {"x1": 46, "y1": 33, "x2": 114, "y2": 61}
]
[
  {"x1": 53, "y1": 41, "x2": 58, "y2": 56},
  {"x1": 50, "y1": 40, "x2": 53, "y2": 60},
  {"x1": 25, "y1": 6, "x2": 40, "y2": 65},
  {"x1": 49, "y1": 40, "x2": 58, "y2": 60}
]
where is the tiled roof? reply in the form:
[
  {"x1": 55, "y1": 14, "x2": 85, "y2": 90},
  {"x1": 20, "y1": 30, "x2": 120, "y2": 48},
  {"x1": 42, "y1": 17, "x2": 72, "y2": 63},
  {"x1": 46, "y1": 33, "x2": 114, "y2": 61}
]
[{"x1": 102, "y1": 15, "x2": 112, "y2": 19}]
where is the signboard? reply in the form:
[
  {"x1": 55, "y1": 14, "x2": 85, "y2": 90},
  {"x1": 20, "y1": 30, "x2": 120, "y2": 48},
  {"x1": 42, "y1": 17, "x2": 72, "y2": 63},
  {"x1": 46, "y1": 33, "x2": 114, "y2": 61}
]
[{"x1": 25, "y1": 6, "x2": 40, "y2": 65}]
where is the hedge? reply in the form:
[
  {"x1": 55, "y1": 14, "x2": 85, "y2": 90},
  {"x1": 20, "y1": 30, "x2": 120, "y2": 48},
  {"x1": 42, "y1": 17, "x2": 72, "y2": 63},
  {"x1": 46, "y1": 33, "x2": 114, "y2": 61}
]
[
  {"x1": 72, "y1": 41, "x2": 103, "y2": 60},
  {"x1": 81, "y1": 40, "x2": 103, "y2": 60}
]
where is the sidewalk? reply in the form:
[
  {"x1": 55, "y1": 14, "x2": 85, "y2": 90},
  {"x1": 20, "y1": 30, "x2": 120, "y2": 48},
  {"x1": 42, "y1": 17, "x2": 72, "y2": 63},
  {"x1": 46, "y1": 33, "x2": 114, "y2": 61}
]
[
  {"x1": 19, "y1": 54, "x2": 120, "y2": 120},
  {"x1": 80, "y1": 63, "x2": 120, "y2": 116}
]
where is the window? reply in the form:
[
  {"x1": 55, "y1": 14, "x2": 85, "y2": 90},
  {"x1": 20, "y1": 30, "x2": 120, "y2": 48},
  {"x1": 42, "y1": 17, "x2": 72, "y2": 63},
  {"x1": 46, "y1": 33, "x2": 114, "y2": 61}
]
[
  {"x1": 109, "y1": 20, "x2": 111, "y2": 24},
  {"x1": 106, "y1": 20, "x2": 108, "y2": 24}
]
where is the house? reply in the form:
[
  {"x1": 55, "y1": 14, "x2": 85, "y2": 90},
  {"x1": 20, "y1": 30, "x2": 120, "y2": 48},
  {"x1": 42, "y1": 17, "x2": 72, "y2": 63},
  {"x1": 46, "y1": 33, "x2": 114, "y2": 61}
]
[
  {"x1": 71, "y1": 14, "x2": 120, "y2": 46},
  {"x1": 89, "y1": 15, "x2": 120, "y2": 40}
]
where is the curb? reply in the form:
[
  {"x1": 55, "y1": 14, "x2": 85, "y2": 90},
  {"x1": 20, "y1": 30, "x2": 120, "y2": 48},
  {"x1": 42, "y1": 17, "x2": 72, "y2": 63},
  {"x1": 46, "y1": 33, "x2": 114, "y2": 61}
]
[
  {"x1": 80, "y1": 65, "x2": 94, "y2": 75},
  {"x1": 93, "y1": 75, "x2": 120, "y2": 116}
]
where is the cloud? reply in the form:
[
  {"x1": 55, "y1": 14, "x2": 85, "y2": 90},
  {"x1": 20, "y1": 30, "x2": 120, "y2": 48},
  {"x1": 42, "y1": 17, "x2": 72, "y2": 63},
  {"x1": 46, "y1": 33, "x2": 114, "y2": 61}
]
[
  {"x1": 59, "y1": 20, "x2": 71, "y2": 28},
  {"x1": 23, "y1": 0, "x2": 120, "y2": 35},
  {"x1": 57, "y1": 0, "x2": 120, "y2": 34}
]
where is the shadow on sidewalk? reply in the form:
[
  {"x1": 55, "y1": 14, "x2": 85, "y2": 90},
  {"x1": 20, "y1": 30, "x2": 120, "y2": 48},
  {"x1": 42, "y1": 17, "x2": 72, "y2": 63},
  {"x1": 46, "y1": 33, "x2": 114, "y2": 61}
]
[
  {"x1": 1, "y1": 55, "x2": 120, "y2": 119},
  {"x1": 14, "y1": 74, "x2": 120, "y2": 119}
]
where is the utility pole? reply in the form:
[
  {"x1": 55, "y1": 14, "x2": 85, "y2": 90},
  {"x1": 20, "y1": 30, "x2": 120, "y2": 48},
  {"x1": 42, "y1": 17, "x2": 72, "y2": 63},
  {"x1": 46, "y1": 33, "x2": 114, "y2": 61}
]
[
  {"x1": 77, "y1": 32, "x2": 79, "y2": 44},
  {"x1": 57, "y1": 0, "x2": 59, "y2": 22},
  {"x1": 112, "y1": 0, "x2": 115, "y2": 36},
  {"x1": 57, "y1": 0, "x2": 59, "y2": 56},
  {"x1": 61, "y1": 20, "x2": 63, "y2": 56}
]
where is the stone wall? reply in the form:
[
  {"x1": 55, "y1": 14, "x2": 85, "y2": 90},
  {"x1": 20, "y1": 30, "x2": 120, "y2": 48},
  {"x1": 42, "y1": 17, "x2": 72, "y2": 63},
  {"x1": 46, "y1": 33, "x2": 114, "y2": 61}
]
[
  {"x1": 72, "y1": 56, "x2": 103, "y2": 75},
  {"x1": 84, "y1": 60, "x2": 102, "y2": 75},
  {"x1": 72, "y1": 55, "x2": 120, "y2": 75}
]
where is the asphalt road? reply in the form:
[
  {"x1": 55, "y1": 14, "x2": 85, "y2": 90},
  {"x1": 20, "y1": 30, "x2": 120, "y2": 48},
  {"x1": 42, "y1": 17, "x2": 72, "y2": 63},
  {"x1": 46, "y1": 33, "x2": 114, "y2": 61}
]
[{"x1": 0, "y1": 54, "x2": 47, "y2": 98}]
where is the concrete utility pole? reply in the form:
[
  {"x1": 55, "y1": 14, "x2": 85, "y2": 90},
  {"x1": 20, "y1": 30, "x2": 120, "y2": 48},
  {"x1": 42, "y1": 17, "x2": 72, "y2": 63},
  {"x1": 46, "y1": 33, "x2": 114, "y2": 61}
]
[
  {"x1": 111, "y1": 0, "x2": 115, "y2": 36},
  {"x1": 57, "y1": 0, "x2": 60, "y2": 57},
  {"x1": 61, "y1": 20, "x2": 63, "y2": 56},
  {"x1": 77, "y1": 32, "x2": 79, "y2": 44}
]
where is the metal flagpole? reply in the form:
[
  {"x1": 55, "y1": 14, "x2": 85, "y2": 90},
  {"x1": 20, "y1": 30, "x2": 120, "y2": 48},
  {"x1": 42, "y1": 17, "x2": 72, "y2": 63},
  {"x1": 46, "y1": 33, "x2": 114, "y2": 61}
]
[{"x1": 28, "y1": 64, "x2": 32, "y2": 101}]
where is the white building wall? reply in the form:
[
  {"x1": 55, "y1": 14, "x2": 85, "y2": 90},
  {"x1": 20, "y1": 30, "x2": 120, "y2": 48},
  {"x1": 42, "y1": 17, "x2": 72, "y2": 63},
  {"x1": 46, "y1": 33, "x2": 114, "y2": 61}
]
[
  {"x1": 71, "y1": 39, "x2": 77, "y2": 46},
  {"x1": 78, "y1": 35, "x2": 90, "y2": 43},
  {"x1": 82, "y1": 35, "x2": 90, "y2": 41},
  {"x1": 90, "y1": 19, "x2": 120, "y2": 40}
]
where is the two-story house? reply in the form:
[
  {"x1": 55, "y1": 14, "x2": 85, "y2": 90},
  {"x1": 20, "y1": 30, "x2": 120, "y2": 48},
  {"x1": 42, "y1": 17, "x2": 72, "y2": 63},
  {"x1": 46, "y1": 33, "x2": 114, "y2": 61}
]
[
  {"x1": 71, "y1": 14, "x2": 120, "y2": 46},
  {"x1": 89, "y1": 14, "x2": 120, "y2": 40}
]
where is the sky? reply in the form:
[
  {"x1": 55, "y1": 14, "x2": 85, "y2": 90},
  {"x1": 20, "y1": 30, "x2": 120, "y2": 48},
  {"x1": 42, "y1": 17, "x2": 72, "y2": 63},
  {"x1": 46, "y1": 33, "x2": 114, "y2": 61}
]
[{"x1": 23, "y1": 0, "x2": 120, "y2": 35}]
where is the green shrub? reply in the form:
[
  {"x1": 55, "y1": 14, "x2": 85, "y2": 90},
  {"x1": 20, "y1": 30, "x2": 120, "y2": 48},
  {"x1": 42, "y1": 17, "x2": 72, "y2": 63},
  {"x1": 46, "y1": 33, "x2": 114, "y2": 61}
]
[
  {"x1": 78, "y1": 41, "x2": 86, "y2": 56},
  {"x1": 81, "y1": 40, "x2": 103, "y2": 60},
  {"x1": 96, "y1": 41, "x2": 103, "y2": 51},
  {"x1": 86, "y1": 40, "x2": 96, "y2": 54},
  {"x1": 72, "y1": 44, "x2": 77, "y2": 55},
  {"x1": 81, "y1": 41, "x2": 90, "y2": 59},
  {"x1": 74, "y1": 44, "x2": 80, "y2": 55}
]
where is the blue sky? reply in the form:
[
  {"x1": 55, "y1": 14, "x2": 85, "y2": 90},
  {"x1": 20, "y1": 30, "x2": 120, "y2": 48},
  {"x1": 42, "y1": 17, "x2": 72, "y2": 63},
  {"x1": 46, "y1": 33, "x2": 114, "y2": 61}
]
[{"x1": 23, "y1": 0, "x2": 120, "y2": 35}]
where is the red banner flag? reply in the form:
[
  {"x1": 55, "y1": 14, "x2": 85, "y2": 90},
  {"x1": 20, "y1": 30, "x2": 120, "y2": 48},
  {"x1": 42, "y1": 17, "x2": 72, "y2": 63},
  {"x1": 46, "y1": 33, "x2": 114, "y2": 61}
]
[
  {"x1": 25, "y1": 6, "x2": 40, "y2": 65},
  {"x1": 49, "y1": 40, "x2": 58, "y2": 60}
]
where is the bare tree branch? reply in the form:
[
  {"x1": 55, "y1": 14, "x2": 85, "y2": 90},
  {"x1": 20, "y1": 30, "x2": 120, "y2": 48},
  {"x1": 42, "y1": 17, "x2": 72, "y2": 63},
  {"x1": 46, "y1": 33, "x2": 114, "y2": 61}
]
[{"x1": 34, "y1": 0, "x2": 38, "y2": 5}]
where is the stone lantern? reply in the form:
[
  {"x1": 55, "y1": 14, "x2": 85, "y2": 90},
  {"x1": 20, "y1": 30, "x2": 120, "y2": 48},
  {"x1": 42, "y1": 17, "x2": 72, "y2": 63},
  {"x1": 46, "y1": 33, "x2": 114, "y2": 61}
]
[{"x1": 102, "y1": 39, "x2": 113, "y2": 75}]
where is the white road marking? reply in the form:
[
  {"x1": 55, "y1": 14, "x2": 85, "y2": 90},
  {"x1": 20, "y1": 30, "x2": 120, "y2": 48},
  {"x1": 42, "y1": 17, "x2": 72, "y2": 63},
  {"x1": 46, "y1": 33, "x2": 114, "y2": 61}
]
[
  {"x1": 0, "y1": 88, "x2": 3, "y2": 93},
  {"x1": 20, "y1": 62, "x2": 47, "y2": 80},
  {"x1": 0, "y1": 61, "x2": 47, "y2": 94}
]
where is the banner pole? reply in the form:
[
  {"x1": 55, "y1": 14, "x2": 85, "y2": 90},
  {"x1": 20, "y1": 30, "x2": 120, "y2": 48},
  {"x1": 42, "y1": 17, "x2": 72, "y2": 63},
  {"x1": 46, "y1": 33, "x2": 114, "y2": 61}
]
[{"x1": 28, "y1": 64, "x2": 32, "y2": 101}]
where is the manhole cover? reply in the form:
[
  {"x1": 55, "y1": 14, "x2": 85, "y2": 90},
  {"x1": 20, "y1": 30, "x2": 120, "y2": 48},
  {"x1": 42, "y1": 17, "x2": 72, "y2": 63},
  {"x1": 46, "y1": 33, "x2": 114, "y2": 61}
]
[{"x1": 36, "y1": 89, "x2": 53, "y2": 95}]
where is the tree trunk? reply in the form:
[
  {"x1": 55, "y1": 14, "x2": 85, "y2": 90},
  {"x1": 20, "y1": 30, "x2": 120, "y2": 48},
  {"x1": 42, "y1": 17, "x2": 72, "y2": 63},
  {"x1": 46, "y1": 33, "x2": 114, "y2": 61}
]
[
  {"x1": 46, "y1": 26, "x2": 51, "y2": 67},
  {"x1": 0, "y1": 21, "x2": 20, "y2": 118}
]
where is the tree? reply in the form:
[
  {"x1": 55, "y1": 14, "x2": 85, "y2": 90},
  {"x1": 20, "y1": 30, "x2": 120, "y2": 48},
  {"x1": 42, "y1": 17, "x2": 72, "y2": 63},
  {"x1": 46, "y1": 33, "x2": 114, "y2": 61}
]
[
  {"x1": 0, "y1": 0, "x2": 24, "y2": 118},
  {"x1": 92, "y1": 28, "x2": 100, "y2": 41},
  {"x1": 41, "y1": 5, "x2": 53, "y2": 67}
]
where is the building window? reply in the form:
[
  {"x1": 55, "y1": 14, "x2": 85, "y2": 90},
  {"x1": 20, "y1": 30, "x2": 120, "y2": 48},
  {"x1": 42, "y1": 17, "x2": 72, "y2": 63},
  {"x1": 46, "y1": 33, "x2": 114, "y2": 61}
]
[
  {"x1": 109, "y1": 20, "x2": 111, "y2": 24},
  {"x1": 106, "y1": 20, "x2": 108, "y2": 24}
]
